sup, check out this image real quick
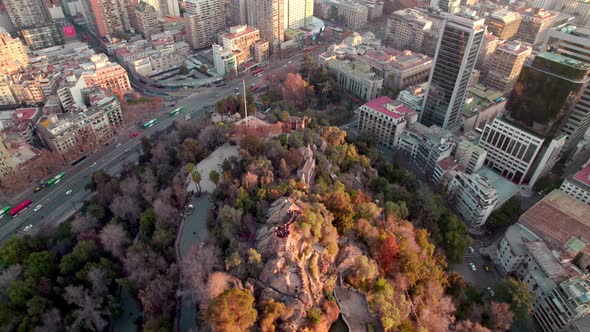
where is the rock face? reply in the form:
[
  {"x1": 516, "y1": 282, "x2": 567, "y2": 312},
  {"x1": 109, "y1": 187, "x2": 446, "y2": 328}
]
[{"x1": 255, "y1": 198, "x2": 340, "y2": 331}]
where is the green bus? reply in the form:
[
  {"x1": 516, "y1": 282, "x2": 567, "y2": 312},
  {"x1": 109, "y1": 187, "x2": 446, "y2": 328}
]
[
  {"x1": 0, "y1": 206, "x2": 11, "y2": 219},
  {"x1": 143, "y1": 118, "x2": 158, "y2": 129},
  {"x1": 169, "y1": 107, "x2": 184, "y2": 117},
  {"x1": 46, "y1": 171, "x2": 66, "y2": 186}
]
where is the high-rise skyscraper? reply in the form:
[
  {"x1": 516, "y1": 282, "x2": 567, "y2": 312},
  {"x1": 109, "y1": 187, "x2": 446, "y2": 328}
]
[
  {"x1": 547, "y1": 25, "x2": 590, "y2": 157},
  {"x1": 144, "y1": 0, "x2": 180, "y2": 18},
  {"x1": 247, "y1": 0, "x2": 284, "y2": 49},
  {"x1": 430, "y1": 0, "x2": 461, "y2": 13},
  {"x1": 184, "y1": 0, "x2": 225, "y2": 50},
  {"x1": 420, "y1": 14, "x2": 486, "y2": 129},
  {"x1": 82, "y1": 0, "x2": 133, "y2": 37},
  {"x1": 284, "y1": 0, "x2": 313, "y2": 29},
  {"x1": 4, "y1": 0, "x2": 50, "y2": 29}
]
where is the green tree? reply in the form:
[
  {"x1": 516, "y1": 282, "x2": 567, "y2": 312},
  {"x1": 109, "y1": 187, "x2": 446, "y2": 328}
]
[
  {"x1": 383, "y1": 201, "x2": 409, "y2": 220},
  {"x1": 178, "y1": 64, "x2": 189, "y2": 75},
  {"x1": 59, "y1": 240, "x2": 97, "y2": 275},
  {"x1": 488, "y1": 197, "x2": 523, "y2": 229},
  {"x1": 0, "y1": 236, "x2": 40, "y2": 267},
  {"x1": 86, "y1": 203, "x2": 105, "y2": 220},
  {"x1": 186, "y1": 163, "x2": 202, "y2": 193},
  {"x1": 440, "y1": 212, "x2": 471, "y2": 263},
  {"x1": 497, "y1": 278, "x2": 533, "y2": 319},
  {"x1": 204, "y1": 288, "x2": 258, "y2": 332},
  {"x1": 209, "y1": 170, "x2": 220, "y2": 189},
  {"x1": 23, "y1": 251, "x2": 55, "y2": 279},
  {"x1": 140, "y1": 208, "x2": 156, "y2": 240},
  {"x1": 199, "y1": 64, "x2": 208, "y2": 73}
]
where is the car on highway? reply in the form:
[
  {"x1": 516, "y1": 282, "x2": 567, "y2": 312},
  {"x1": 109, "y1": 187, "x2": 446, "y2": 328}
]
[
  {"x1": 65, "y1": 189, "x2": 73, "y2": 195},
  {"x1": 483, "y1": 265, "x2": 491, "y2": 272},
  {"x1": 115, "y1": 143, "x2": 122, "y2": 148},
  {"x1": 125, "y1": 148, "x2": 131, "y2": 153},
  {"x1": 130, "y1": 132, "x2": 140, "y2": 138},
  {"x1": 34, "y1": 186, "x2": 42, "y2": 193},
  {"x1": 469, "y1": 263, "x2": 477, "y2": 271},
  {"x1": 23, "y1": 224, "x2": 32, "y2": 232},
  {"x1": 486, "y1": 287, "x2": 495, "y2": 297},
  {"x1": 33, "y1": 204, "x2": 42, "y2": 212},
  {"x1": 89, "y1": 162, "x2": 97, "y2": 168},
  {"x1": 185, "y1": 114, "x2": 191, "y2": 120}
]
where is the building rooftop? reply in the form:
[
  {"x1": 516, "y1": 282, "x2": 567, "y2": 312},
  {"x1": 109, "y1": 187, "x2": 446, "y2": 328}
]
[
  {"x1": 524, "y1": 241, "x2": 568, "y2": 281},
  {"x1": 496, "y1": 41, "x2": 532, "y2": 55},
  {"x1": 572, "y1": 161, "x2": 590, "y2": 188},
  {"x1": 437, "y1": 156, "x2": 459, "y2": 172},
  {"x1": 222, "y1": 25, "x2": 258, "y2": 40},
  {"x1": 364, "y1": 96, "x2": 416, "y2": 119},
  {"x1": 475, "y1": 166, "x2": 519, "y2": 206},
  {"x1": 537, "y1": 51, "x2": 590, "y2": 71},
  {"x1": 12, "y1": 108, "x2": 38, "y2": 122},
  {"x1": 463, "y1": 84, "x2": 505, "y2": 117},
  {"x1": 519, "y1": 190, "x2": 590, "y2": 255}
]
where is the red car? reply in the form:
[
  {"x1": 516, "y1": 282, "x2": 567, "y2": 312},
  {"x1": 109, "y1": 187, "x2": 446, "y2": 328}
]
[{"x1": 130, "y1": 132, "x2": 140, "y2": 138}]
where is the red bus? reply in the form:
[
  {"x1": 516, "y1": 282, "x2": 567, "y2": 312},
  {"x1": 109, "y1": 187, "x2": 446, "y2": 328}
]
[
  {"x1": 252, "y1": 67, "x2": 264, "y2": 75},
  {"x1": 9, "y1": 200, "x2": 32, "y2": 217},
  {"x1": 348, "y1": 96, "x2": 360, "y2": 104}
]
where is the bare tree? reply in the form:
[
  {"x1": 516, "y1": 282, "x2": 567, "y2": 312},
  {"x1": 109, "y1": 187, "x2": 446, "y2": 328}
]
[
  {"x1": 153, "y1": 198, "x2": 178, "y2": 227},
  {"x1": 182, "y1": 244, "x2": 223, "y2": 303},
  {"x1": 123, "y1": 244, "x2": 173, "y2": 290},
  {"x1": 71, "y1": 215, "x2": 99, "y2": 235},
  {"x1": 141, "y1": 169, "x2": 158, "y2": 203},
  {"x1": 0, "y1": 264, "x2": 22, "y2": 293},
  {"x1": 138, "y1": 273, "x2": 176, "y2": 316},
  {"x1": 33, "y1": 308, "x2": 64, "y2": 332},
  {"x1": 110, "y1": 195, "x2": 141, "y2": 223},
  {"x1": 86, "y1": 266, "x2": 109, "y2": 297},
  {"x1": 119, "y1": 175, "x2": 139, "y2": 197},
  {"x1": 63, "y1": 285, "x2": 108, "y2": 331},
  {"x1": 98, "y1": 223, "x2": 128, "y2": 258}
]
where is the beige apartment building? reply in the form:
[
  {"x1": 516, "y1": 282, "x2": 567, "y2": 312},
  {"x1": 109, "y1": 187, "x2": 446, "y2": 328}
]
[
  {"x1": 0, "y1": 137, "x2": 17, "y2": 185},
  {"x1": 134, "y1": 1, "x2": 161, "y2": 40},
  {"x1": 484, "y1": 41, "x2": 532, "y2": 95},
  {"x1": 82, "y1": 0, "x2": 133, "y2": 37},
  {"x1": 485, "y1": 8, "x2": 522, "y2": 40},
  {"x1": 515, "y1": 7, "x2": 557, "y2": 47},
  {"x1": 220, "y1": 25, "x2": 261, "y2": 68},
  {"x1": 0, "y1": 28, "x2": 29, "y2": 75},
  {"x1": 82, "y1": 54, "x2": 132, "y2": 95}
]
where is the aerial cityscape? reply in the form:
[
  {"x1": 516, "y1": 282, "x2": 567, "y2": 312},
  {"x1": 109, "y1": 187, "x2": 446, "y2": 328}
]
[{"x1": 0, "y1": 0, "x2": 590, "y2": 331}]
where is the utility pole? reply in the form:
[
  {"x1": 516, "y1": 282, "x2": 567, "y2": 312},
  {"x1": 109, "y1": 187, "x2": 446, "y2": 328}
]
[{"x1": 243, "y1": 79, "x2": 249, "y2": 127}]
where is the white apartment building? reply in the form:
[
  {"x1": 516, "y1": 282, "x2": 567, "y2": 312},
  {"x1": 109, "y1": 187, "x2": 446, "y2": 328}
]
[
  {"x1": 455, "y1": 139, "x2": 486, "y2": 174},
  {"x1": 284, "y1": 0, "x2": 313, "y2": 29},
  {"x1": 357, "y1": 96, "x2": 417, "y2": 149},
  {"x1": 560, "y1": 161, "x2": 590, "y2": 205},
  {"x1": 447, "y1": 172, "x2": 498, "y2": 227},
  {"x1": 212, "y1": 44, "x2": 237, "y2": 75},
  {"x1": 397, "y1": 83, "x2": 427, "y2": 112},
  {"x1": 184, "y1": 0, "x2": 225, "y2": 49}
]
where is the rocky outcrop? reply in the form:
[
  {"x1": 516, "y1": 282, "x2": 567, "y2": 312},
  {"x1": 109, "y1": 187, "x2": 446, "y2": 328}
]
[{"x1": 254, "y1": 198, "x2": 340, "y2": 331}]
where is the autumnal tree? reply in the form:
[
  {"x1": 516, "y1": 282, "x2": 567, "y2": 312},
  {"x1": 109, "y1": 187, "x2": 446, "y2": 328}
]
[
  {"x1": 258, "y1": 299, "x2": 292, "y2": 332},
  {"x1": 280, "y1": 73, "x2": 313, "y2": 110},
  {"x1": 323, "y1": 186, "x2": 354, "y2": 234},
  {"x1": 348, "y1": 255, "x2": 378, "y2": 289},
  {"x1": 177, "y1": 138, "x2": 204, "y2": 164},
  {"x1": 182, "y1": 244, "x2": 222, "y2": 303},
  {"x1": 486, "y1": 301, "x2": 513, "y2": 331},
  {"x1": 368, "y1": 278, "x2": 411, "y2": 331},
  {"x1": 376, "y1": 234, "x2": 399, "y2": 275},
  {"x1": 204, "y1": 288, "x2": 258, "y2": 332}
]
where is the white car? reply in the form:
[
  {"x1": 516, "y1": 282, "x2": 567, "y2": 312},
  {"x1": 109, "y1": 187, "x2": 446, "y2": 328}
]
[
  {"x1": 33, "y1": 204, "x2": 42, "y2": 212},
  {"x1": 23, "y1": 224, "x2": 32, "y2": 232},
  {"x1": 487, "y1": 287, "x2": 495, "y2": 297},
  {"x1": 90, "y1": 162, "x2": 97, "y2": 168},
  {"x1": 185, "y1": 114, "x2": 191, "y2": 120},
  {"x1": 65, "y1": 189, "x2": 73, "y2": 195},
  {"x1": 469, "y1": 263, "x2": 477, "y2": 271},
  {"x1": 468, "y1": 246, "x2": 475, "y2": 254},
  {"x1": 288, "y1": 60, "x2": 292, "y2": 64},
  {"x1": 115, "y1": 143, "x2": 122, "y2": 148}
]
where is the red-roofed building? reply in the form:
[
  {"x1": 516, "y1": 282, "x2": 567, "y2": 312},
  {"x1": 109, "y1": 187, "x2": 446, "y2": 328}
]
[
  {"x1": 7, "y1": 107, "x2": 41, "y2": 144},
  {"x1": 560, "y1": 159, "x2": 590, "y2": 205},
  {"x1": 358, "y1": 96, "x2": 418, "y2": 149}
]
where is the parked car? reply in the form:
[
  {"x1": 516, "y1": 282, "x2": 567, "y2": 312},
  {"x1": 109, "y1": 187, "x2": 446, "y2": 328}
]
[
  {"x1": 483, "y1": 265, "x2": 491, "y2": 272},
  {"x1": 33, "y1": 204, "x2": 43, "y2": 212},
  {"x1": 487, "y1": 287, "x2": 495, "y2": 297},
  {"x1": 468, "y1": 246, "x2": 475, "y2": 254},
  {"x1": 469, "y1": 263, "x2": 477, "y2": 271}
]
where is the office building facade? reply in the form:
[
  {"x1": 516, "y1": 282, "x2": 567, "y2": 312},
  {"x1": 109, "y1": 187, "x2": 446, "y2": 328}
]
[
  {"x1": 484, "y1": 41, "x2": 532, "y2": 96},
  {"x1": 420, "y1": 15, "x2": 486, "y2": 129},
  {"x1": 184, "y1": 0, "x2": 225, "y2": 50}
]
